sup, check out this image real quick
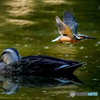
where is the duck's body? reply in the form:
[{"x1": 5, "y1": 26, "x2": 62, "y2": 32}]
[
  {"x1": 5, "y1": 55, "x2": 84, "y2": 76},
  {"x1": 0, "y1": 48, "x2": 84, "y2": 76},
  {"x1": 52, "y1": 10, "x2": 97, "y2": 43}
]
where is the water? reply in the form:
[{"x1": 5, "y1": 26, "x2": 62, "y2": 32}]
[{"x1": 0, "y1": 0, "x2": 100, "y2": 99}]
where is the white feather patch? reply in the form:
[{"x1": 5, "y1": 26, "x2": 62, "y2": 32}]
[{"x1": 55, "y1": 65, "x2": 69, "y2": 70}]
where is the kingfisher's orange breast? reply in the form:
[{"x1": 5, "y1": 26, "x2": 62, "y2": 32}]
[
  {"x1": 57, "y1": 36, "x2": 80, "y2": 43},
  {"x1": 69, "y1": 39, "x2": 80, "y2": 43},
  {"x1": 59, "y1": 36, "x2": 72, "y2": 42}
]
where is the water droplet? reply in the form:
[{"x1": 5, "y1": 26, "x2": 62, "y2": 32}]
[
  {"x1": 93, "y1": 79, "x2": 98, "y2": 81},
  {"x1": 22, "y1": 94, "x2": 24, "y2": 96},
  {"x1": 44, "y1": 46, "x2": 49, "y2": 49},
  {"x1": 24, "y1": 44, "x2": 28, "y2": 47},
  {"x1": 90, "y1": 23, "x2": 94, "y2": 26},
  {"x1": 65, "y1": 54, "x2": 68, "y2": 57},
  {"x1": 18, "y1": 97, "x2": 22, "y2": 99},
  {"x1": 99, "y1": 6, "x2": 100, "y2": 9},
  {"x1": 43, "y1": 91, "x2": 46, "y2": 93},
  {"x1": 93, "y1": 30, "x2": 97, "y2": 33},
  {"x1": 80, "y1": 46, "x2": 84, "y2": 49},
  {"x1": 69, "y1": 44, "x2": 73, "y2": 47},
  {"x1": 36, "y1": 97, "x2": 39, "y2": 99},
  {"x1": 97, "y1": 41, "x2": 100, "y2": 44},
  {"x1": 85, "y1": 56, "x2": 88, "y2": 58},
  {"x1": 86, "y1": 71, "x2": 88, "y2": 73},
  {"x1": 16, "y1": 44, "x2": 19, "y2": 46},
  {"x1": 67, "y1": 96, "x2": 70, "y2": 97},
  {"x1": 95, "y1": 44, "x2": 98, "y2": 46},
  {"x1": 37, "y1": 52, "x2": 40, "y2": 54},
  {"x1": 98, "y1": 66, "x2": 100, "y2": 67},
  {"x1": 90, "y1": 55, "x2": 92, "y2": 57}
]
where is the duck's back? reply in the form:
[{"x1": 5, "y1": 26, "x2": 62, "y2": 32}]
[{"x1": 4, "y1": 55, "x2": 84, "y2": 76}]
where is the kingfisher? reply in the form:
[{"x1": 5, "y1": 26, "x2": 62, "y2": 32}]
[{"x1": 52, "y1": 10, "x2": 97, "y2": 43}]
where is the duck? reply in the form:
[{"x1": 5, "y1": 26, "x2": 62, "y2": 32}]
[
  {"x1": 52, "y1": 10, "x2": 97, "y2": 43},
  {"x1": 0, "y1": 48, "x2": 84, "y2": 76},
  {"x1": 0, "y1": 48, "x2": 85, "y2": 95}
]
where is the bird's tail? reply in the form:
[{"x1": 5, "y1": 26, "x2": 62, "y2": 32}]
[
  {"x1": 53, "y1": 63, "x2": 85, "y2": 84},
  {"x1": 54, "y1": 62, "x2": 85, "y2": 74},
  {"x1": 62, "y1": 62, "x2": 85, "y2": 73}
]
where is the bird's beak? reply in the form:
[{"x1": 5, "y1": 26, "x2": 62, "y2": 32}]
[{"x1": 87, "y1": 37, "x2": 97, "y2": 39}]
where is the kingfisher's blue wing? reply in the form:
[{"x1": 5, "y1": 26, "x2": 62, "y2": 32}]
[
  {"x1": 55, "y1": 16, "x2": 74, "y2": 39},
  {"x1": 63, "y1": 10, "x2": 79, "y2": 34}
]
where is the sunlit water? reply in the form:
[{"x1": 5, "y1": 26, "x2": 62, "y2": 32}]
[{"x1": 0, "y1": 0, "x2": 100, "y2": 99}]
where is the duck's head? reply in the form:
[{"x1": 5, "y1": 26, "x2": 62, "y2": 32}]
[{"x1": 1, "y1": 48, "x2": 21, "y2": 64}]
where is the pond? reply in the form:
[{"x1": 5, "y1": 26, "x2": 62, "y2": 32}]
[{"x1": 0, "y1": 0, "x2": 100, "y2": 99}]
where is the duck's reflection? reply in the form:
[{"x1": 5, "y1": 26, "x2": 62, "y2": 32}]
[
  {"x1": 0, "y1": 74, "x2": 83, "y2": 95},
  {"x1": 0, "y1": 75, "x2": 20, "y2": 95}
]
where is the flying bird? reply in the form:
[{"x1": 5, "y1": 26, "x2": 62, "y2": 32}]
[{"x1": 52, "y1": 10, "x2": 97, "y2": 43}]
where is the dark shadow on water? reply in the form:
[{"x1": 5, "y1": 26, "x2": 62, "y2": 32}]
[{"x1": 0, "y1": 73, "x2": 83, "y2": 95}]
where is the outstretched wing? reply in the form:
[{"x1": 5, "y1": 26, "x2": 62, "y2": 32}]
[
  {"x1": 63, "y1": 10, "x2": 79, "y2": 34},
  {"x1": 55, "y1": 16, "x2": 74, "y2": 39}
]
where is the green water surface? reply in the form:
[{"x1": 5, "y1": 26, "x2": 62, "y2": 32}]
[{"x1": 0, "y1": 0, "x2": 100, "y2": 100}]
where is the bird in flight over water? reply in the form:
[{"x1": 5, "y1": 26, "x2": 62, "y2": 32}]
[{"x1": 52, "y1": 10, "x2": 97, "y2": 43}]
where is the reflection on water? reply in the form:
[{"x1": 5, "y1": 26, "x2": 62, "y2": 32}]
[
  {"x1": 0, "y1": 0, "x2": 100, "y2": 99},
  {"x1": 0, "y1": 74, "x2": 83, "y2": 95}
]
